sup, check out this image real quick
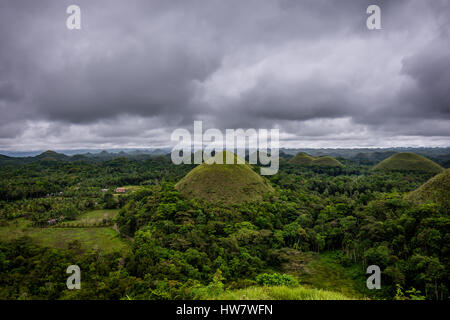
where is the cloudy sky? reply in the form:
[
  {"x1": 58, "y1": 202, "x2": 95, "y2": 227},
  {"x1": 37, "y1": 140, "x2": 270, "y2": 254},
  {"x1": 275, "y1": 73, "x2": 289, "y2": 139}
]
[{"x1": 0, "y1": 0, "x2": 449, "y2": 151}]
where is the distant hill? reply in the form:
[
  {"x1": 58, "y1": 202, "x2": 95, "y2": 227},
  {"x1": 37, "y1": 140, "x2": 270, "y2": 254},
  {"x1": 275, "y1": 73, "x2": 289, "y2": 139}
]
[
  {"x1": 288, "y1": 153, "x2": 343, "y2": 167},
  {"x1": 175, "y1": 151, "x2": 274, "y2": 204},
  {"x1": 406, "y1": 169, "x2": 450, "y2": 208},
  {"x1": 0, "y1": 154, "x2": 19, "y2": 166},
  {"x1": 372, "y1": 152, "x2": 444, "y2": 173},
  {"x1": 1, "y1": 147, "x2": 449, "y2": 168},
  {"x1": 352, "y1": 151, "x2": 396, "y2": 165},
  {"x1": 0, "y1": 150, "x2": 70, "y2": 165},
  {"x1": 34, "y1": 150, "x2": 70, "y2": 162},
  {"x1": 0, "y1": 149, "x2": 170, "y2": 166}
]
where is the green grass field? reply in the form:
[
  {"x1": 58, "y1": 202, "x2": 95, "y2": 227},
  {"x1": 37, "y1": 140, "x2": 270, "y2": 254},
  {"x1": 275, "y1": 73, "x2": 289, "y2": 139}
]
[
  {"x1": 210, "y1": 285, "x2": 352, "y2": 300},
  {"x1": 301, "y1": 252, "x2": 370, "y2": 298},
  {"x1": 0, "y1": 217, "x2": 129, "y2": 253},
  {"x1": 59, "y1": 209, "x2": 119, "y2": 227}
]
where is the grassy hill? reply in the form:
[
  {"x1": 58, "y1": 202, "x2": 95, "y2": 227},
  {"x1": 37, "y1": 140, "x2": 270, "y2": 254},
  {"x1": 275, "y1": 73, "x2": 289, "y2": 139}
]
[
  {"x1": 34, "y1": 150, "x2": 70, "y2": 162},
  {"x1": 175, "y1": 151, "x2": 274, "y2": 204},
  {"x1": 406, "y1": 169, "x2": 450, "y2": 208},
  {"x1": 373, "y1": 152, "x2": 444, "y2": 173},
  {"x1": 288, "y1": 153, "x2": 344, "y2": 167}
]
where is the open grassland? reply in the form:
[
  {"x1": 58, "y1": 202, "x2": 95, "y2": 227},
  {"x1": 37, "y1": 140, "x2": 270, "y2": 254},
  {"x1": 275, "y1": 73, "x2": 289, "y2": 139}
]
[
  {"x1": 0, "y1": 218, "x2": 129, "y2": 253},
  {"x1": 58, "y1": 209, "x2": 119, "y2": 227},
  {"x1": 210, "y1": 285, "x2": 353, "y2": 300}
]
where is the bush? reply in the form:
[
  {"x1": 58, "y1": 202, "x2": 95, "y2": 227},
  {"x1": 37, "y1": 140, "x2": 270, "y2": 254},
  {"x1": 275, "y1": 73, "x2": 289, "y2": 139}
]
[{"x1": 255, "y1": 273, "x2": 298, "y2": 287}]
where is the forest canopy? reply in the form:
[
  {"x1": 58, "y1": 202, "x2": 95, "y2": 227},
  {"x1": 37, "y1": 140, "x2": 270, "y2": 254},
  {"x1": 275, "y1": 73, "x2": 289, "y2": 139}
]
[{"x1": 0, "y1": 150, "x2": 449, "y2": 300}]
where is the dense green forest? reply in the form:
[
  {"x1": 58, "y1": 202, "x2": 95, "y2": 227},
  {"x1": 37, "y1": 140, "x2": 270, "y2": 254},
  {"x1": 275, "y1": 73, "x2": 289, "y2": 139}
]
[{"x1": 0, "y1": 150, "x2": 449, "y2": 300}]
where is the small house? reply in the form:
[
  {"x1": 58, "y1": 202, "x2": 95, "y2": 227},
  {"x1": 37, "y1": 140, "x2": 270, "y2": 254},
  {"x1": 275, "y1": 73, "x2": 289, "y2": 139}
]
[{"x1": 115, "y1": 187, "x2": 126, "y2": 193}]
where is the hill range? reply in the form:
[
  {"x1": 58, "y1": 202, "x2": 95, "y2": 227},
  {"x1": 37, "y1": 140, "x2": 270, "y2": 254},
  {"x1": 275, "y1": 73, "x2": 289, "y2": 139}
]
[{"x1": 288, "y1": 153, "x2": 344, "y2": 167}]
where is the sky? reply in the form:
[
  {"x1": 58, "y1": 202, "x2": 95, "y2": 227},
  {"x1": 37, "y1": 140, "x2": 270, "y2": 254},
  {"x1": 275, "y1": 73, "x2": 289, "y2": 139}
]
[{"x1": 0, "y1": 0, "x2": 449, "y2": 151}]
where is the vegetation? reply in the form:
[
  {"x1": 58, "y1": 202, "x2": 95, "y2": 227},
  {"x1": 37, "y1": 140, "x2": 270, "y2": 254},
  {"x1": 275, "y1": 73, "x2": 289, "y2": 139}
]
[
  {"x1": 209, "y1": 285, "x2": 352, "y2": 300},
  {"x1": 0, "y1": 149, "x2": 448, "y2": 300},
  {"x1": 0, "y1": 218, "x2": 129, "y2": 253},
  {"x1": 58, "y1": 209, "x2": 120, "y2": 227},
  {"x1": 175, "y1": 151, "x2": 274, "y2": 204},
  {"x1": 373, "y1": 152, "x2": 444, "y2": 173},
  {"x1": 406, "y1": 169, "x2": 450, "y2": 211},
  {"x1": 289, "y1": 153, "x2": 344, "y2": 167}
]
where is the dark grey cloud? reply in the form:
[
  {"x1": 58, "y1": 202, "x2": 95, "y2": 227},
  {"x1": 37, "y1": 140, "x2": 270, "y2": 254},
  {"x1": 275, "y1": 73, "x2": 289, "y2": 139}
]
[
  {"x1": 400, "y1": 42, "x2": 450, "y2": 118},
  {"x1": 0, "y1": 0, "x2": 449, "y2": 150}
]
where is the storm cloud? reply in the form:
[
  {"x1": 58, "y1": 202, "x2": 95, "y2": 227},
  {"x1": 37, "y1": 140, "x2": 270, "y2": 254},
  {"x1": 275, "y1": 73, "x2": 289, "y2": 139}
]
[{"x1": 0, "y1": 0, "x2": 449, "y2": 150}]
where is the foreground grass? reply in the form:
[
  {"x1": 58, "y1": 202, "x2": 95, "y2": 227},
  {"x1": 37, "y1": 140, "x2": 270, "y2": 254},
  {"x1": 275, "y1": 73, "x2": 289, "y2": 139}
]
[
  {"x1": 210, "y1": 285, "x2": 352, "y2": 300},
  {"x1": 0, "y1": 218, "x2": 129, "y2": 253}
]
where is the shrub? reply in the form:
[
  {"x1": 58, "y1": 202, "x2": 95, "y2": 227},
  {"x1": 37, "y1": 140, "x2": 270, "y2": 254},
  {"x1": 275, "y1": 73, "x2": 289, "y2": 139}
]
[{"x1": 255, "y1": 273, "x2": 298, "y2": 287}]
